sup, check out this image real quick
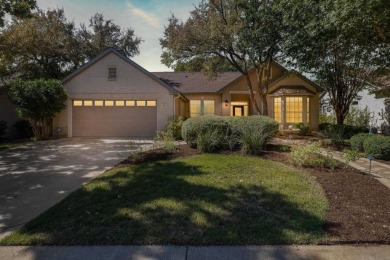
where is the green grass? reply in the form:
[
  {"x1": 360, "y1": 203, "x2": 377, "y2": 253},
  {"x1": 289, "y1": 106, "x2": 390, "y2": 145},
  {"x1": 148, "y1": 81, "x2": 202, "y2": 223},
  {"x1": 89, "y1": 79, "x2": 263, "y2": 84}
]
[
  {"x1": 0, "y1": 140, "x2": 29, "y2": 151},
  {"x1": 1, "y1": 154, "x2": 328, "y2": 245}
]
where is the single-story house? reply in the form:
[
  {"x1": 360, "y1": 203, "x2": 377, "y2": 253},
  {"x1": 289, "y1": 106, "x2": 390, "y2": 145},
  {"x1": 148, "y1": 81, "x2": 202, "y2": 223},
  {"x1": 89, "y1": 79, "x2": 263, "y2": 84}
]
[{"x1": 1, "y1": 48, "x2": 321, "y2": 138}]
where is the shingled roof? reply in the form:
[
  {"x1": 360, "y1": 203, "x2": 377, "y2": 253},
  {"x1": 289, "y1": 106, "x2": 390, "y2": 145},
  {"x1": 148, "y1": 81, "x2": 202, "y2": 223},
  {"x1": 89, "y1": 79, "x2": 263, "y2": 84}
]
[{"x1": 152, "y1": 72, "x2": 241, "y2": 93}]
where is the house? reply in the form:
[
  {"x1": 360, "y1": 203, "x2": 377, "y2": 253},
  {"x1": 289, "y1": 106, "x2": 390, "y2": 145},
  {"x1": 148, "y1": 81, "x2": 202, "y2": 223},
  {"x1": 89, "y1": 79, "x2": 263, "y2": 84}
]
[{"x1": 3, "y1": 48, "x2": 322, "y2": 138}]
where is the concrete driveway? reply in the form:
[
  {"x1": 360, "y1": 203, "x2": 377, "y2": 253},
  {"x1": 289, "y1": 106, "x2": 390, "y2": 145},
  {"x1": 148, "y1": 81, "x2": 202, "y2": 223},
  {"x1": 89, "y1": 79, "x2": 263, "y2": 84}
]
[{"x1": 0, "y1": 138, "x2": 152, "y2": 239}]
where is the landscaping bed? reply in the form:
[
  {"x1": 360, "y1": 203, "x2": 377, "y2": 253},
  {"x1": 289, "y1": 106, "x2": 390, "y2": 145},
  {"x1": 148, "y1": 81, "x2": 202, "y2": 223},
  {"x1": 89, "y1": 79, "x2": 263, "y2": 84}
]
[
  {"x1": 1, "y1": 147, "x2": 327, "y2": 245},
  {"x1": 263, "y1": 149, "x2": 390, "y2": 244}
]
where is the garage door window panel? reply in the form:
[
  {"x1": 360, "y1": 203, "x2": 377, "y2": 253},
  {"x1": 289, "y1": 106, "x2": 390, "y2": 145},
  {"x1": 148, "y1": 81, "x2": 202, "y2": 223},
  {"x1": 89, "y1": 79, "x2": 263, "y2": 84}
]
[
  {"x1": 116, "y1": 101, "x2": 125, "y2": 107},
  {"x1": 73, "y1": 100, "x2": 83, "y2": 106},
  {"x1": 137, "y1": 101, "x2": 146, "y2": 107},
  {"x1": 147, "y1": 101, "x2": 157, "y2": 107},
  {"x1": 105, "y1": 101, "x2": 114, "y2": 106}
]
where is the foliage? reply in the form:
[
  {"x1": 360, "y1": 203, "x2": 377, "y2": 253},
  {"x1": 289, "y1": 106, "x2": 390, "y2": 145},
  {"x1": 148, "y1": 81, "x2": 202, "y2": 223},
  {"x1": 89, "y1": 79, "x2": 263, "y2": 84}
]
[
  {"x1": 344, "y1": 106, "x2": 371, "y2": 128},
  {"x1": 325, "y1": 124, "x2": 369, "y2": 147},
  {"x1": 0, "y1": 120, "x2": 6, "y2": 138},
  {"x1": 76, "y1": 13, "x2": 142, "y2": 61},
  {"x1": 127, "y1": 140, "x2": 151, "y2": 162},
  {"x1": 319, "y1": 113, "x2": 336, "y2": 124},
  {"x1": 160, "y1": 0, "x2": 291, "y2": 115},
  {"x1": 293, "y1": 123, "x2": 310, "y2": 136},
  {"x1": 181, "y1": 115, "x2": 278, "y2": 154},
  {"x1": 282, "y1": 0, "x2": 389, "y2": 125},
  {"x1": 154, "y1": 131, "x2": 177, "y2": 154},
  {"x1": 0, "y1": 0, "x2": 36, "y2": 27},
  {"x1": 363, "y1": 135, "x2": 390, "y2": 161},
  {"x1": 164, "y1": 116, "x2": 185, "y2": 140},
  {"x1": 342, "y1": 149, "x2": 361, "y2": 165},
  {"x1": 350, "y1": 133, "x2": 373, "y2": 151},
  {"x1": 290, "y1": 142, "x2": 339, "y2": 169},
  {"x1": 0, "y1": 154, "x2": 328, "y2": 245},
  {"x1": 9, "y1": 79, "x2": 67, "y2": 140},
  {"x1": 0, "y1": 9, "x2": 141, "y2": 80},
  {"x1": 318, "y1": 122, "x2": 331, "y2": 131},
  {"x1": 174, "y1": 57, "x2": 237, "y2": 72}
]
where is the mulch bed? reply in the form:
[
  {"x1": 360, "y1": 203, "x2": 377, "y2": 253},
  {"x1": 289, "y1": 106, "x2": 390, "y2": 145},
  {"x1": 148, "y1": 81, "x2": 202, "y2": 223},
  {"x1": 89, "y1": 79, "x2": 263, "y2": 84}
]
[
  {"x1": 262, "y1": 151, "x2": 390, "y2": 244},
  {"x1": 117, "y1": 143, "x2": 390, "y2": 244}
]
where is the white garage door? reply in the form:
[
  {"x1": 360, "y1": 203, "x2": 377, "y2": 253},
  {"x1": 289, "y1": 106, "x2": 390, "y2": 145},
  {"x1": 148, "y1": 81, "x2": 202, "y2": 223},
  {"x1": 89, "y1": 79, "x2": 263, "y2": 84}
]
[{"x1": 72, "y1": 100, "x2": 157, "y2": 137}]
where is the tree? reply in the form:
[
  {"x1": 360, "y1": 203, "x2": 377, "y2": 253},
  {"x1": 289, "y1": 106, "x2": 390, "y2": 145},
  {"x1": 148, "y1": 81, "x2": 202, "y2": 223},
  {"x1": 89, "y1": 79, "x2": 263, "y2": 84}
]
[
  {"x1": 0, "y1": 9, "x2": 81, "y2": 80},
  {"x1": 174, "y1": 57, "x2": 237, "y2": 72},
  {"x1": 161, "y1": 0, "x2": 288, "y2": 115},
  {"x1": 282, "y1": 0, "x2": 390, "y2": 124},
  {"x1": 77, "y1": 13, "x2": 142, "y2": 60},
  {"x1": 9, "y1": 78, "x2": 67, "y2": 140},
  {"x1": 0, "y1": 0, "x2": 36, "y2": 27}
]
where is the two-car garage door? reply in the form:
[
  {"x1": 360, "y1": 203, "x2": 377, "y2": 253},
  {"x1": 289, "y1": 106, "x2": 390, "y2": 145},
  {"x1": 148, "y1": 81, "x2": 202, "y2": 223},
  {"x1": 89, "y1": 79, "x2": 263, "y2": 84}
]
[{"x1": 72, "y1": 100, "x2": 157, "y2": 137}]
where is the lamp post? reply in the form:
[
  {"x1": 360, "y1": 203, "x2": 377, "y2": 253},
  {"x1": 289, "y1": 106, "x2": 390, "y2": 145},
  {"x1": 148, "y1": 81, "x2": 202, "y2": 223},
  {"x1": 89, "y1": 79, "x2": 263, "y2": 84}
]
[{"x1": 367, "y1": 155, "x2": 374, "y2": 176}]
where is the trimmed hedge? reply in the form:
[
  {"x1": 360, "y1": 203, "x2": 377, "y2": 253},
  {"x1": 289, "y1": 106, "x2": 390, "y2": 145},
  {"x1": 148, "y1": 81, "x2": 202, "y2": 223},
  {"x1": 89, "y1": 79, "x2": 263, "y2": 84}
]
[
  {"x1": 181, "y1": 115, "x2": 279, "y2": 154},
  {"x1": 324, "y1": 124, "x2": 369, "y2": 140},
  {"x1": 363, "y1": 135, "x2": 390, "y2": 160},
  {"x1": 350, "y1": 133, "x2": 373, "y2": 151}
]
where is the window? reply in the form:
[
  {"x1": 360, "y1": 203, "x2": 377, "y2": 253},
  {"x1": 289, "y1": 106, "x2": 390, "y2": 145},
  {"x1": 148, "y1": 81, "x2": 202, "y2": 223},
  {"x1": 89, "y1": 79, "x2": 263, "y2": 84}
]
[
  {"x1": 105, "y1": 100, "x2": 114, "y2": 106},
  {"x1": 126, "y1": 101, "x2": 135, "y2": 106},
  {"x1": 203, "y1": 100, "x2": 215, "y2": 115},
  {"x1": 137, "y1": 101, "x2": 146, "y2": 107},
  {"x1": 286, "y1": 97, "x2": 303, "y2": 123},
  {"x1": 274, "y1": 97, "x2": 282, "y2": 122},
  {"x1": 147, "y1": 100, "x2": 157, "y2": 107},
  {"x1": 108, "y1": 67, "x2": 116, "y2": 80},
  {"x1": 94, "y1": 100, "x2": 104, "y2": 106},
  {"x1": 116, "y1": 101, "x2": 125, "y2": 107},
  {"x1": 230, "y1": 102, "x2": 249, "y2": 117},
  {"x1": 190, "y1": 100, "x2": 214, "y2": 117},
  {"x1": 190, "y1": 100, "x2": 201, "y2": 117},
  {"x1": 73, "y1": 100, "x2": 83, "y2": 106},
  {"x1": 83, "y1": 100, "x2": 93, "y2": 107}
]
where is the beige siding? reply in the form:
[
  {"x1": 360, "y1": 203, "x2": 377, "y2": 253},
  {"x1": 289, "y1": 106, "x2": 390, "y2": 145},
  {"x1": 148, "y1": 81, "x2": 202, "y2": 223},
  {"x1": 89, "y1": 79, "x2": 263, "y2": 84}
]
[
  {"x1": 0, "y1": 88, "x2": 21, "y2": 137},
  {"x1": 55, "y1": 52, "x2": 174, "y2": 137}
]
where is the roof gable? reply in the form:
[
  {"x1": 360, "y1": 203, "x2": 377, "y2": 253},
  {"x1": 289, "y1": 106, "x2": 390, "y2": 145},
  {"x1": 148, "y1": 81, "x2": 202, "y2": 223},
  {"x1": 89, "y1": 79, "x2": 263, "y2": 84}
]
[{"x1": 62, "y1": 48, "x2": 177, "y2": 93}]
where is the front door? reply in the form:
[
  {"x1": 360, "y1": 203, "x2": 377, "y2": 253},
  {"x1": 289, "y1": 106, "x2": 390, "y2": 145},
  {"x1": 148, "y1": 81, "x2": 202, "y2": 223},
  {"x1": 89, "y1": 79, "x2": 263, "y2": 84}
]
[{"x1": 233, "y1": 106, "x2": 244, "y2": 116}]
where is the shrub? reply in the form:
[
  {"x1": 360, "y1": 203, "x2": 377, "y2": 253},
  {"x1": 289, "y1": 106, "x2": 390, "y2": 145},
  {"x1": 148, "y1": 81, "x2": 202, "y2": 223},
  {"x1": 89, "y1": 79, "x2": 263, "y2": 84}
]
[
  {"x1": 181, "y1": 115, "x2": 278, "y2": 154},
  {"x1": 289, "y1": 142, "x2": 339, "y2": 169},
  {"x1": 324, "y1": 124, "x2": 369, "y2": 147},
  {"x1": 293, "y1": 122, "x2": 310, "y2": 136},
  {"x1": 165, "y1": 116, "x2": 185, "y2": 140},
  {"x1": 319, "y1": 113, "x2": 336, "y2": 124},
  {"x1": 319, "y1": 122, "x2": 331, "y2": 131},
  {"x1": 154, "y1": 131, "x2": 177, "y2": 153},
  {"x1": 363, "y1": 135, "x2": 390, "y2": 160},
  {"x1": 13, "y1": 120, "x2": 34, "y2": 139},
  {"x1": 342, "y1": 149, "x2": 361, "y2": 165},
  {"x1": 0, "y1": 120, "x2": 6, "y2": 138},
  {"x1": 350, "y1": 133, "x2": 373, "y2": 151}
]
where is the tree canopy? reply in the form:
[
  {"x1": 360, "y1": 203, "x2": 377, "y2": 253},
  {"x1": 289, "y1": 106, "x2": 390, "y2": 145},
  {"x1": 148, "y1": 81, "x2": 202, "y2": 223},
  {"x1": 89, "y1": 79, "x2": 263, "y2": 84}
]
[
  {"x1": 9, "y1": 78, "x2": 68, "y2": 140},
  {"x1": 0, "y1": 0, "x2": 36, "y2": 27},
  {"x1": 0, "y1": 8, "x2": 142, "y2": 81}
]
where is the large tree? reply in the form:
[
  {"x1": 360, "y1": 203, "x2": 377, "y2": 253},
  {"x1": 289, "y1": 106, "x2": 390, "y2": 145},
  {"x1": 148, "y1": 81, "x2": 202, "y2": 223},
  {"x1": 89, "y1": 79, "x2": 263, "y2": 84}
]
[
  {"x1": 0, "y1": 9, "x2": 81, "y2": 80},
  {"x1": 77, "y1": 13, "x2": 142, "y2": 61},
  {"x1": 0, "y1": 10, "x2": 142, "y2": 81},
  {"x1": 0, "y1": 0, "x2": 36, "y2": 27},
  {"x1": 161, "y1": 0, "x2": 288, "y2": 115},
  {"x1": 282, "y1": 0, "x2": 390, "y2": 124}
]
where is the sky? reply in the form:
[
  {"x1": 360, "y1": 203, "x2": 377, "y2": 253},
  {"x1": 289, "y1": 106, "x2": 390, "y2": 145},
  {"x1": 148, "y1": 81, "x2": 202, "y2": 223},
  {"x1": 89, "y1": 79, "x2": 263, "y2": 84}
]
[{"x1": 36, "y1": 0, "x2": 201, "y2": 72}]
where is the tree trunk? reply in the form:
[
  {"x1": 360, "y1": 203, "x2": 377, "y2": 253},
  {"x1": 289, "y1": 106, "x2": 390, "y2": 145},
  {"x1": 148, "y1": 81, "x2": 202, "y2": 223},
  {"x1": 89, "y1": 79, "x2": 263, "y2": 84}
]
[
  {"x1": 244, "y1": 74, "x2": 262, "y2": 115},
  {"x1": 336, "y1": 112, "x2": 345, "y2": 125},
  {"x1": 260, "y1": 95, "x2": 268, "y2": 116}
]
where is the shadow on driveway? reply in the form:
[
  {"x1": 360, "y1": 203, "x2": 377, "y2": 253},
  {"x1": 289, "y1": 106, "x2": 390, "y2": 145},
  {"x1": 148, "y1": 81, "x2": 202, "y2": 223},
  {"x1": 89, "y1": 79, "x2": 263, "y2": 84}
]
[{"x1": 0, "y1": 138, "x2": 152, "y2": 238}]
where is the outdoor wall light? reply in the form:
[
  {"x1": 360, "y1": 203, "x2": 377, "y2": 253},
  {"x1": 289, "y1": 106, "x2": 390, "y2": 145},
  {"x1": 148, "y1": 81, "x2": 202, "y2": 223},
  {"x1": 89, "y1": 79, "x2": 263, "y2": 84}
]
[{"x1": 224, "y1": 100, "x2": 229, "y2": 107}]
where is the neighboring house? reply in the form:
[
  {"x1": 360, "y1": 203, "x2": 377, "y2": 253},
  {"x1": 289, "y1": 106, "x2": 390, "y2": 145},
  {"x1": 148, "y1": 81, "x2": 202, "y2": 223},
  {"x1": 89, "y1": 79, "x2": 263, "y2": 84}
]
[
  {"x1": 4, "y1": 48, "x2": 322, "y2": 138},
  {"x1": 320, "y1": 89, "x2": 389, "y2": 130},
  {"x1": 0, "y1": 86, "x2": 21, "y2": 138}
]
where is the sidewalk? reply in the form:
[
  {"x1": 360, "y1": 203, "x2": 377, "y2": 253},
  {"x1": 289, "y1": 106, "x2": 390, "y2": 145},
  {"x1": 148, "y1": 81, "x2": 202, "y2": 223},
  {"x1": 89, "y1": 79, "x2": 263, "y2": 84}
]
[
  {"x1": 1, "y1": 245, "x2": 390, "y2": 260},
  {"x1": 331, "y1": 151, "x2": 390, "y2": 189}
]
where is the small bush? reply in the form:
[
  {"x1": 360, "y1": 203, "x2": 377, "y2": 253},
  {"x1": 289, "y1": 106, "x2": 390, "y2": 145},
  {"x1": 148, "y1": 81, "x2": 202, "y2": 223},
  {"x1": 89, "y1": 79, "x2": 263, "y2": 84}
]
[
  {"x1": 241, "y1": 118, "x2": 278, "y2": 155},
  {"x1": 319, "y1": 122, "x2": 331, "y2": 131},
  {"x1": 289, "y1": 142, "x2": 339, "y2": 169},
  {"x1": 0, "y1": 120, "x2": 6, "y2": 138},
  {"x1": 294, "y1": 123, "x2": 310, "y2": 136},
  {"x1": 350, "y1": 133, "x2": 373, "y2": 151},
  {"x1": 13, "y1": 120, "x2": 34, "y2": 139},
  {"x1": 165, "y1": 116, "x2": 185, "y2": 140},
  {"x1": 363, "y1": 135, "x2": 390, "y2": 160},
  {"x1": 342, "y1": 149, "x2": 361, "y2": 165},
  {"x1": 154, "y1": 131, "x2": 177, "y2": 153},
  {"x1": 324, "y1": 124, "x2": 369, "y2": 147}
]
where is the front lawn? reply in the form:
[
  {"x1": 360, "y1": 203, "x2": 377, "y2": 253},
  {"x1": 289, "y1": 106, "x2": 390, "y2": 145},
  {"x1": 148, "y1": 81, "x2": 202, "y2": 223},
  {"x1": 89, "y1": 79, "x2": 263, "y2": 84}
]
[{"x1": 1, "y1": 154, "x2": 328, "y2": 245}]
